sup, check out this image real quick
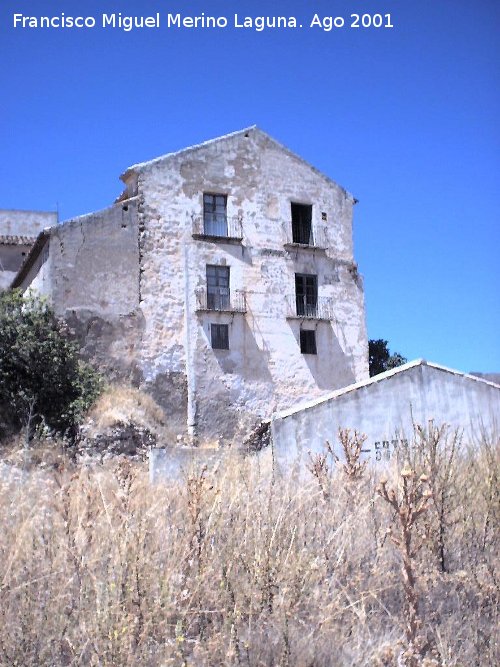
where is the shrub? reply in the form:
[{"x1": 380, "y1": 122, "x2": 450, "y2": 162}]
[
  {"x1": 0, "y1": 289, "x2": 102, "y2": 439},
  {"x1": 369, "y1": 338, "x2": 407, "y2": 376}
]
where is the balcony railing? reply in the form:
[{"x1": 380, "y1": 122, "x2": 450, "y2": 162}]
[
  {"x1": 192, "y1": 215, "x2": 243, "y2": 241},
  {"x1": 286, "y1": 295, "x2": 335, "y2": 320},
  {"x1": 284, "y1": 225, "x2": 328, "y2": 249},
  {"x1": 195, "y1": 287, "x2": 247, "y2": 313}
]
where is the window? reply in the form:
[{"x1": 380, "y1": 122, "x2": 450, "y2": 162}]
[
  {"x1": 206, "y1": 265, "x2": 230, "y2": 310},
  {"x1": 291, "y1": 203, "x2": 313, "y2": 245},
  {"x1": 300, "y1": 329, "x2": 317, "y2": 355},
  {"x1": 295, "y1": 273, "x2": 318, "y2": 317},
  {"x1": 203, "y1": 194, "x2": 227, "y2": 237},
  {"x1": 211, "y1": 323, "x2": 229, "y2": 350}
]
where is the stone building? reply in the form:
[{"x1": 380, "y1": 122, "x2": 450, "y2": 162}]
[
  {"x1": 10, "y1": 127, "x2": 369, "y2": 444},
  {"x1": 0, "y1": 209, "x2": 57, "y2": 290}
]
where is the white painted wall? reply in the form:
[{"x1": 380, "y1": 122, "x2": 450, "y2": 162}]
[
  {"x1": 15, "y1": 129, "x2": 370, "y2": 445},
  {"x1": 271, "y1": 360, "x2": 500, "y2": 467},
  {"x1": 136, "y1": 128, "x2": 368, "y2": 443},
  {"x1": 0, "y1": 209, "x2": 57, "y2": 238}
]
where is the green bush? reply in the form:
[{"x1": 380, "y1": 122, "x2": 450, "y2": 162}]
[
  {"x1": 368, "y1": 338, "x2": 407, "y2": 377},
  {"x1": 0, "y1": 290, "x2": 102, "y2": 438}
]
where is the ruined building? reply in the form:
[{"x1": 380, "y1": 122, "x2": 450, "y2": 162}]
[
  {"x1": 0, "y1": 209, "x2": 57, "y2": 290},
  {"x1": 8, "y1": 127, "x2": 369, "y2": 443}
]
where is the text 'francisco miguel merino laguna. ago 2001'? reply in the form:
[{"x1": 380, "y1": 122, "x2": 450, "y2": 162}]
[{"x1": 12, "y1": 12, "x2": 395, "y2": 32}]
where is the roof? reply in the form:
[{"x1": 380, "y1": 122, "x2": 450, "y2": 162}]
[
  {"x1": 123, "y1": 126, "x2": 257, "y2": 176},
  {"x1": 470, "y1": 372, "x2": 500, "y2": 385},
  {"x1": 10, "y1": 230, "x2": 51, "y2": 289},
  {"x1": 274, "y1": 359, "x2": 500, "y2": 420},
  {"x1": 0, "y1": 234, "x2": 37, "y2": 246},
  {"x1": 120, "y1": 126, "x2": 354, "y2": 199}
]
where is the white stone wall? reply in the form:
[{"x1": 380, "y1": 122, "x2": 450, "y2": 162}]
[
  {"x1": 18, "y1": 200, "x2": 144, "y2": 383},
  {"x1": 0, "y1": 209, "x2": 57, "y2": 238},
  {"x1": 18, "y1": 201, "x2": 139, "y2": 317},
  {"x1": 15, "y1": 129, "x2": 369, "y2": 444},
  {"x1": 136, "y1": 129, "x2": 368, "y2": 443},
  {"x1": 21, "y1": 239, "x2": 52, "y2": 297}
]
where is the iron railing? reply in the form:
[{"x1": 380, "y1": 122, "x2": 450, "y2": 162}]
[
  {"x1": 192, "y1": 215, "x2": 243, "y2": 240},
  {"x1": 284, "y1": 225, "x2": 328, "y2": 249},
  {"x1": 195, "y1": 287, "x2": 247, "y2": 313},
  {"x1": 286, "y1": 294, "x2": 335, "y2": 320}
]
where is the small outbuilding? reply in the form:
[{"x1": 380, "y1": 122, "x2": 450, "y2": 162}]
[{"x1": 271, "y1": 359, "x2": 500, "y2": 465}]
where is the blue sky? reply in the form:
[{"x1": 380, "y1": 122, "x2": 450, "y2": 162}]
[{"x1": 1, "y1": 0, "x2": 499, "y2": 372}]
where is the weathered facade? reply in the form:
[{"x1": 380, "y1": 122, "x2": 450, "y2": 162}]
[
  {"x1": 13, "y1": 201, "x2": 144, "y2": 381},
  {"x1": 0, "y1": 209, "x2": 57, "y2": 290},
  {"x1": 11, "y1": 127, "x2": 369, "y2": 444}
]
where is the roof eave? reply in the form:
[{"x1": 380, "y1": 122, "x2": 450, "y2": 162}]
[
  {"x1": 10, "y1": 229, "x2": 51, "y2": 290},
  {"x1": 272, "y1": 359, "x2": 500, "y2": 421}
]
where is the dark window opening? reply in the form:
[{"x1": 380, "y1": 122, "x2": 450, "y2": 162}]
[
  {"x1": 295, "y1": 273, "x2": 318, "y2": 317},
  {"x1": 321, "y1": 211, "x2": 327, "y2": 221},
  {"x1": 204, "y1": 193, "x2": 227, "y2": 237},
  {"x1": 211, "y1": 323, "x2": 229, "y2": 350},
  {"x1": 300, "y1": 329, "x2": 317, "y2": 355},
  {"x1": 291, "y1": 203, "x2": 313, "y2": 245},
  {"x1": 207, "y1": 265, "x2": 230, "y2": 310}
]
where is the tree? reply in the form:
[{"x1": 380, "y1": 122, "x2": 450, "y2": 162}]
[
  {"x1": 0, "y1": 290, "x2": 102, "y2": 439},
  {"x1": 369, "y1": 339, "x2": 407, "y2": 377}
]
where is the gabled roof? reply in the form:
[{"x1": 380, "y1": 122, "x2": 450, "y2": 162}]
[
  {"x1": 120, "y1": 126, "x2": 354, "y2": 199},
  {"x1": 274, "y1": 359, "x2": 500, "y2": 420}
]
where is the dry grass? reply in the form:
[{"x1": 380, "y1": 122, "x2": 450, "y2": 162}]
[
  {"x1": 85, "y1": 385, "x2": 166, "y2": 434},
  {"x1": 0, "y1": 428, "x2": 498, "y2": 666}
]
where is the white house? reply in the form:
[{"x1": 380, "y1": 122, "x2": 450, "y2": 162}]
[{"x1": 11, "y1": 127, "x2": 369, "y2": 444}]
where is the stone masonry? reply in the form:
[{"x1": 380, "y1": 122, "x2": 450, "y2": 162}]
[{"x1": 11, "y1": 127, "x2": 369, "y2": 444}]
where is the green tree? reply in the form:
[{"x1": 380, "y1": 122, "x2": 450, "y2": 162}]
[
  {"x1": 0, "y1": 290, "x2": 102, "y2": 439},
  {"x1": 368, "y1": 339, "x2": 407, "y2": 377}
]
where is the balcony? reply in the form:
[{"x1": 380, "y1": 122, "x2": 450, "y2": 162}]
[
  {"x1": 192, "y1": 215, "x2": 243, "y2": 243},
  {"x1": 195, "y1": 287, "x2": 247, "y2": 313},
  {"x1": 286, "y1": 295, "x2": 335, "y2": 320},
  {"x1": 283, "y1": 225, "x2": 328, "y2": 250}
]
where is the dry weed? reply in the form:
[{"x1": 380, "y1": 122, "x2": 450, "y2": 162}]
[
  {"x1": 0, "y1": 429, "x2": 498, "y2": 666},
  {"x1": 85, "y1": 384, "x2": 166, "y2": 433}
]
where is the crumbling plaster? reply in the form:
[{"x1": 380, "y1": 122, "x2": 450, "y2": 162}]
[
  {"x1": 12, "y1": 128, "x2": 369, "y2": 444},
  {"x1": 134, "y1": 128, "x2": 369, "y2": 443},
  {"x1": 17, "y1": 200, "x2": 144, "y2": 381}
]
